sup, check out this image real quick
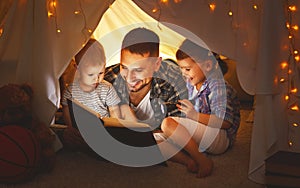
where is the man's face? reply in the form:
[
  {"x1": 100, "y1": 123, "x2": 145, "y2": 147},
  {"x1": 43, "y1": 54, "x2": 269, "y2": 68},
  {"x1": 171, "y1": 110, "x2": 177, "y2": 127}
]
[{"x1": 120, "y1": 49, "x2": 161, "y2": 92}]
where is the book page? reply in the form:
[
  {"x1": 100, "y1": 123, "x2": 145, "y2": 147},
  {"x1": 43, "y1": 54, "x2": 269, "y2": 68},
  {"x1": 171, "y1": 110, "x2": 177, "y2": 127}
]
[
  {"x1": 71, "y1": 99, "x2": 150, "y2": 129},
  {"x1": 102, "y1": 117, "x2": 150, "y2": 128}
]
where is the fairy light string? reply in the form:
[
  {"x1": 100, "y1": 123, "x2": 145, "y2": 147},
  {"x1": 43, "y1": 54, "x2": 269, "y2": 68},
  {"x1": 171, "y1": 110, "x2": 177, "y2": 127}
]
[{"x1": 283, "y1": 0, "x2": 299, "y2": 148}]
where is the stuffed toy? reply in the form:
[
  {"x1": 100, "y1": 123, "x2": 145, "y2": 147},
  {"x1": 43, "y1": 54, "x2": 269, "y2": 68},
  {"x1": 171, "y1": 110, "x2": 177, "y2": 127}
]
[{"x1": 0, "y1": 83, "x2": 56, "y2": 176}]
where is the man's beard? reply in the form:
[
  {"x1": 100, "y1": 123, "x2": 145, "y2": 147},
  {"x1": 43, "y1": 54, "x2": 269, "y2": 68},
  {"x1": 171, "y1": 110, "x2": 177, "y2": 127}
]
[{"x1": 127, "y1": 79, "x2": 151, "y2": 92}]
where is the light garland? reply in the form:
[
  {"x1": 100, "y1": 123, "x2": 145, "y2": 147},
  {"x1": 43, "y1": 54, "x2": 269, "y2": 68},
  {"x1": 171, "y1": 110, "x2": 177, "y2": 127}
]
[
  {"x1": 282, "y1": 0, "x2": 300, "y2": 148},
  {"x1": 47, "y1": 0, "x2": 93, "y2": 46},
  {"x1": 47, "y1": 0, "x2": 61, "y2": 34}
]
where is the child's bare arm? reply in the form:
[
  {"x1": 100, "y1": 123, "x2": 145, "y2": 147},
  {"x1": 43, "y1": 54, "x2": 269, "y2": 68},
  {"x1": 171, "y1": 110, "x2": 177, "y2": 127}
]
[
  {"x1": 108, "y1": 105, "x2": 121, "y2": 118},
  {"x1": 120, "y1": 104, "x2": 137, "y2": 122}
]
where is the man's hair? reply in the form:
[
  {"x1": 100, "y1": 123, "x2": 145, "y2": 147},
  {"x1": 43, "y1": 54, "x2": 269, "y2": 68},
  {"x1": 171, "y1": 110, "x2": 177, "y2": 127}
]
[
  {"x1": 75, "y1": 38, "x2": 106, "y2": 69},
  {"x1": 121, "y1": 27, "x2": 159, "y2": 57}
]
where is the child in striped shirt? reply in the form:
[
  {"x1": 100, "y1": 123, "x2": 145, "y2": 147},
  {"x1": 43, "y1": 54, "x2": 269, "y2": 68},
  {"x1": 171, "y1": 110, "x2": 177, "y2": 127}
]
[{"x1": 61, "y1": 39, "x2": 121, "y2": 151}]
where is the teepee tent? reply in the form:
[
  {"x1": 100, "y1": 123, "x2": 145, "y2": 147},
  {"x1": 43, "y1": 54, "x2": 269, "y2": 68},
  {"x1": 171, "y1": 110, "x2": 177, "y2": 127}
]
[{"x1": 0, "y1": 0, "x2": 299, "y2": 185}]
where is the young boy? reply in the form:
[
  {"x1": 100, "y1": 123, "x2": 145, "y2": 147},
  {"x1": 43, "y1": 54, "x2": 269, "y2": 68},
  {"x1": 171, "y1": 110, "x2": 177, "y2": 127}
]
[
  {"x1": 61, "y1": 39, "x2": 121, "y2": 150},
  {"x1": 161, "y1": 39, "x2": 241, "y2": 178}
]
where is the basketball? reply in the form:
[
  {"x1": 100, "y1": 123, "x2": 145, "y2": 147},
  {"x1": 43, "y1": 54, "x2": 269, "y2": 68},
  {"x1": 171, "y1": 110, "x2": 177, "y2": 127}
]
[{"x1": 0, "y1": 125, "x2": 41, "y2": 183}]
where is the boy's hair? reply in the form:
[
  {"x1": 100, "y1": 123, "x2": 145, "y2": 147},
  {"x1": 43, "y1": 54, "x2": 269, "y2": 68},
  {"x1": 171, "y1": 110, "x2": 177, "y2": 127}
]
[
  {"x1": 121, "y1": 27, "x2": 159, "y2": 57},
  {"x1": 75, "y1": 38, "x2": 106, "y2": 69},
  {"x1": 176, "y1": 39, "x2": 216, "y2": 65},
  {"x1": 176, "y1": 39, "x2": 229, "y2": 75}
]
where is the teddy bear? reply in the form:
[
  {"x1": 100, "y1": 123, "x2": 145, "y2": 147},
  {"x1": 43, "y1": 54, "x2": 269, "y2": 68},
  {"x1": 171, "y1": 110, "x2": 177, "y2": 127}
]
[{"x1": 0, "y1": 83, "x2": 56, "y2": 174}]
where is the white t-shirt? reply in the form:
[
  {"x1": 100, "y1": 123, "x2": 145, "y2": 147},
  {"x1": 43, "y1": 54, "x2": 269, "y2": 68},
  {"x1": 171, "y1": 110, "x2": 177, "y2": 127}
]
[{"x1": 130, "y1": 91, "x2": 157, "y2": 127}]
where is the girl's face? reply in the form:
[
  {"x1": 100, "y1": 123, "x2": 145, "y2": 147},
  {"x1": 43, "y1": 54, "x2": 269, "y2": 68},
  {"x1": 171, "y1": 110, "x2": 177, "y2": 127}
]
[
  {"x1": 78, "y1": 64, "x2": 105, "y2": 92},
  {"x1": 177, "y1": 57, "x2": 208, "y2": 90}
]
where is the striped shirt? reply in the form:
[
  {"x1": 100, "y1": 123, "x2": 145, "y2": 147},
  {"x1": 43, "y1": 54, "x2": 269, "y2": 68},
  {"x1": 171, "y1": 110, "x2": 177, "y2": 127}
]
[
  {"x1": 62, "y1": 80, "x2": 120, "y2": 117},
  {"x1": 188, "y1": 72, "x2": 241, "y2": 146},
  {"x1": 104, "y1": 60, "x2": 188, "y2": 129}
]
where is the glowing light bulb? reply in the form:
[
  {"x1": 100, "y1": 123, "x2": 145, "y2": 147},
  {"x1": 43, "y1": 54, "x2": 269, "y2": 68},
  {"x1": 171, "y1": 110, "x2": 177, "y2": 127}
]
[
  {"x1": 285, "y1": 95, "x2": 289, "y2": 101},
  {"x1": 253, "y1": 4, "x2": 258, "y2": 10},
  {"x1": 56, "y1": 29, "x2": 61, "y2": 33},
  {"x1": 209, "y1": 3, "x2": 216, "y2": 11},
  {"x1": 292, "y1": 25, "x2": 299, "y2": 31},
  {"x1": 281, "y1": 62, "x2": 288, "y2": 69},
  {"x1": 286, "y1": 23, "x2": 290, "y2": 29},
  {"x1": 288, "y1": 69, "x2": 292, "y2": 74},
  {"x1": 288, "y1": 141, "x2": 293, "y2": 146},
  {"x1": 50, "y1": 1, "x2": 56, "y2": 7},
  {"x1": 161, "y1": 0, "x2": 168, "y2": 3},
  {"x1": 294, "y1": 55, "x2": 300, "y2": 61},
  {"x1": 291, "y1": 88, "x2": 298, "y2": 93},
  {"x1": 293, "y1": 123, "x2": 299, "y2": 127},
  {"x1": 174, "y1": 0, "x2": 182, "y2": 3},
  {"x1": 294, "y1": 50, "x2": 299, "y2": 54},
  {"x1": 289, "y1": 5, "x2": 297, "y2": 11},
  {"x1": 48, "y1": 11, "x2": 54, "y2": 17},
  {"x1": 228, "y1": 11, "x2": 233, "y2": 16},
  {"x1": 288, "y1": 34, "x2": 293, "y2": 39},
  {"x1": 152, "y1": 8, "x2": 158, "y2": 13},
  {"x1": 0, "y1": 28, "x2": 3, "y2": 37},
  {"x1": 290, "y1": 104, "x2": 299, "y2": 111},
  {"x1": 74, "y1": 10, "x2": 80, "y2": 15}
]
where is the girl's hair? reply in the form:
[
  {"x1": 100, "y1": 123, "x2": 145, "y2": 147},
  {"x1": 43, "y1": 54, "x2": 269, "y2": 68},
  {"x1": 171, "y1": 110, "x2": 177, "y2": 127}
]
[{"x1": 75, "y1": 38, "x2": 106, "y2": 69}]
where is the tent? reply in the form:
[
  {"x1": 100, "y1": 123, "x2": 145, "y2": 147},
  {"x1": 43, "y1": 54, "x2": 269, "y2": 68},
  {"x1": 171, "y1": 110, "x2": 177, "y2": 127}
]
[{"x1": 0, "y1": 0, "x2": 299, "y2": 185}]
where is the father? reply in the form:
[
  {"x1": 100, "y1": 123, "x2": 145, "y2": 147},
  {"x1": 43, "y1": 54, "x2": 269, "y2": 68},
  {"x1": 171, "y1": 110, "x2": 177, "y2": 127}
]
[{"x1": 104, "y1": 27, "x2": 188, "y2": 130}]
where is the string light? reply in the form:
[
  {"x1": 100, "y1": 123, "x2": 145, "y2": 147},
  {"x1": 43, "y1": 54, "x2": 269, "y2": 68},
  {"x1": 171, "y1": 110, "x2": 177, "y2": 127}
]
[
  {"x1": 288, "y1": 5, "x2": 297, "y2": 11},
  {"x1": 290, "y1": 104, "x2": 299, "y2": 111},
  {"x1": 281, "y1": 61, "x2": 288, "y2": 69},
  {"x1": 0, "y1": 28, "x2": 3, "y2": 37},
  {"x1": 253, "y1": 4, "x2": 258, "y2": 10},
  {"x1": 173, "y1": 0, "x2": 182, "y2": 3},
  {"x1": 47, "y1": 0, "x2": 61, "y2": 35},
  {"x1": 209, "y1": 3, "x2": 216, "y2": 12},
  {"x1": 152, "y1": 7, "x2": 158, "y2": 13},
  {"x1": 282, "y1": 1, "x2": 299, "y2": 148},
  {"x1": 74, "y1": 10, "x2": 80, "y2": 15},
  {"x1": 285, "y1": 95, "x2": 290, "y2": 101},
  {"x1": 291, "y1": 88, "x2": 298, "y2": 93},
  {"x1": 292, "y1": 25, "x2": 299, "y2": 31}
]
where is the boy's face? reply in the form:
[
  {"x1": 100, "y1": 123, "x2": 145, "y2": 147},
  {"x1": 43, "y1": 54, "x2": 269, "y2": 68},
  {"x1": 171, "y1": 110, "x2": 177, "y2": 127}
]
[
  {"x1": 78, "y1": 63, "x2": 105, "y2": 92},
  {"x1": 177, "y1": 57, "x2": 207, "y2": 90},
  {"x1": 120, "y1": 49, "x2": 161, "y2": 92}
]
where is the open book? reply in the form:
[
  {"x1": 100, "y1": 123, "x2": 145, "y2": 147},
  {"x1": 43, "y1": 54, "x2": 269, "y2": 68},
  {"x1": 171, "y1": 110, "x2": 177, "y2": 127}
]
[
  {"x1": 67, "y1": 98, "x2": 167, "y2": 167},
  {"x1": 68, "y1": 98, "x2": 150, "y2": 129}
]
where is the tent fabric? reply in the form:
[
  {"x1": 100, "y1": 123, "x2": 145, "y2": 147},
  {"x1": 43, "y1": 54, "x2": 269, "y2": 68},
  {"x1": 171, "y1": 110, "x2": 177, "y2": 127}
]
[
  {"x1": 0, "y1": 0, "x2": 299, "y2": 185},
  {"x1": 0, "y1": 0, "x2": 111, "y2": 124}
]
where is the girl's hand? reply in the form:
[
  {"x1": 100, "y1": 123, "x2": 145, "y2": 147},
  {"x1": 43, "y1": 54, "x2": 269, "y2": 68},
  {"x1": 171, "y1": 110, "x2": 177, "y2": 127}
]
[{"x1": 177, "y1": 99, "x2": 199, "y2": 121}]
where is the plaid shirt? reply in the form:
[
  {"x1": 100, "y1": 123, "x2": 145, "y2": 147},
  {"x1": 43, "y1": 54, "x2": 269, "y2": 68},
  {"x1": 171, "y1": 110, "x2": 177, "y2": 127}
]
[
  {"x1": 104, "y1": 60, "x2": 188, "y2": 129},
  {"x1": 188, "y1": 73, "x2": 241, "y2": 146}
]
